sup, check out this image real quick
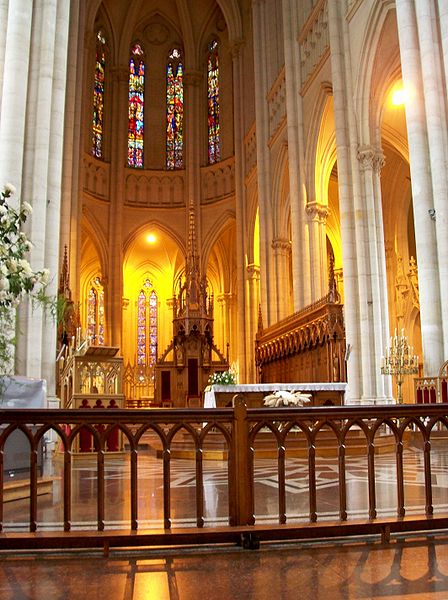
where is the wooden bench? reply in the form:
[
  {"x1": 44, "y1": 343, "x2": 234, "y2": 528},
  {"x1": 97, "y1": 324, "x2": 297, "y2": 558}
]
[{"x1": 3, "y1": 477, "x2": 54, "y2": 503}]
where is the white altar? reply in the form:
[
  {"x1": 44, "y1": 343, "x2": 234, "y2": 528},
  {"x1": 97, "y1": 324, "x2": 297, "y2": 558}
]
[{"x1": 203, "y1": 382, "x2": 347, "y2": 408}]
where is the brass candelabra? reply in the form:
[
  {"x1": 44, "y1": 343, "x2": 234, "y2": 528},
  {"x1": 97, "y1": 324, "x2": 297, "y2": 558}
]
[{"x1": 381, "y1": 328, "x2": 419, "y2": 404}]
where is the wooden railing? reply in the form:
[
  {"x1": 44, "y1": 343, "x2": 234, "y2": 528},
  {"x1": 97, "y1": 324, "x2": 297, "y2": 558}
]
[{"x1": 0, "y1": 401, "x2": 447, "y2": 552}]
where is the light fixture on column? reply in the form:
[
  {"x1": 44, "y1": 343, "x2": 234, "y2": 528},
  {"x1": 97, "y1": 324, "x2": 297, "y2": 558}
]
[{"x1": 381, "y1": 328, "x2": 419, "y2": 403}]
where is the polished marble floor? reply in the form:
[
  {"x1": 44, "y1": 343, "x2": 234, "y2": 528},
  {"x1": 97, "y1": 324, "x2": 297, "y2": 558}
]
[
  {"x1": 1, "y1": 440, "x2": 448, "y2": 598},
  {"x1": 0, "y1": 535, "x2": 448, "y2": 599},
  {"x1": 3, "y1": 440, "x2": 448, "y2": 530}
]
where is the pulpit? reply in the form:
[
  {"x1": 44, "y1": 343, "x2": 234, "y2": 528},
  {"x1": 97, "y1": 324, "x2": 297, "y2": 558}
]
[{"x1": 59, "y1": 345, "x2": 125, "y2": 452}]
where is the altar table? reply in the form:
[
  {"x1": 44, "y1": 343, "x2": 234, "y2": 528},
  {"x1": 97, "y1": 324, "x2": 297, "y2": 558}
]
[{"x1": 203, "y1": 382, "x2": 347, "y2": 408}]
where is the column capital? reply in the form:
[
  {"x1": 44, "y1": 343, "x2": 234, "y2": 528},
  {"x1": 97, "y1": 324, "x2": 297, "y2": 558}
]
[
  {"x1": 271, "y1": 238, "x2": 291, "y2": 254},
  {"x1": 305, "y1": 201, "x2": 329, "y2": 223},
  {"x1": 246, "y1": 263, "x2": 260, "y2": 279},
  {"x1": 217, "y1": 292, "x2": 236, "y2": 307},
  {"x1": 357, "y1": 145, "x2": 385, "y2": 173}
]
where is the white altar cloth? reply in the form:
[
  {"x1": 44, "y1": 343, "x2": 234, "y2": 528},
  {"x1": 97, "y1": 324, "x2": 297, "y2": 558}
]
[{"x1": 203, "y1": 382, "x2": 347, "y2": 408}]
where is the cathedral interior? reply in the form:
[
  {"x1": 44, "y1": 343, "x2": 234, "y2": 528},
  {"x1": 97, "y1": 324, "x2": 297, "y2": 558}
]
[
  {"x1": 0, "y1": 0, "x2": 444, "y2": 409},
  {"x1": 1, "y1": 0, "x2": 441, "y2": 408}
]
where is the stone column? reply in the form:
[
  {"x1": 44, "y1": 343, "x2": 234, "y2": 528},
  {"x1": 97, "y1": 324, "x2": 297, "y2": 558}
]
[
  {"x1": 0, "y1": 0, "x2": 9, "y2": 112},
  {"x1": 246, "y1": 263, "x2": 260, "y2": 382},
  {"x1": 305, "y1": 202, "x2": 329, "y2": 300},
  {"x1": 395, "y1": 0, "x2": 444, "y2": 374},
  {"x1": 327, "y1": 0, "x2": 361, "y2": 401},
  {"x1": 251, "y1": 0, "x2": 276, "y2": 327},
  {"x1": 271, "y1": 239, "x2": 291, "y2": 320},
  {"x1": 0, "y1": 0, "x2": 33, "y2": 197},
  {"x1": 217, "y1": 293, "x2": 235, "y2": 358},
  {"x1": 60, "y1": 1, "x2": 84, "y2": 301},
  {"x1": 107, "y1": 66, "x2": 129, "y2": 349},
  {"x1": 14, "y1": 1, "x2": 71, "y2": 392},
  {"x1": 41, "y1": 0, "x2": 71, "y2": 395},
  {"x1": 357, "y1": 145, "x2": 392, "y2": 402},
  {"x1": 414, "y1": 0, "x2": 448, "y2": 358},
  {"x1": 438, "y1": 0, "x2": 448, "y2": 98},
  {"x1": 281, "y1": 0, "x2": 309, "y2": 309},
  {"x1": 231, "y1": 40, "x2": 249, "y2": 381}
]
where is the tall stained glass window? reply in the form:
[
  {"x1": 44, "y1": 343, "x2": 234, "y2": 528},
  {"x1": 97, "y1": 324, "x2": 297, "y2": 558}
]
[
  {"x1": 207, "y1": 39, "x2": 220, "y2": 164},
  {"x1": 87, "y1": 277, "x2": 105, "y2": 345},
  {"x1": 137, "y1": 279, "x2": 158, "y2": 366},
  {"x1": 92, "y1": 31, "x2": 106, "y2": 158},
  {"x1": 166, "y1": 48, "x2": 184, "y2": 169},
  {"x1": 128, "y1": 43, "x2": 145, "y2": 168}
]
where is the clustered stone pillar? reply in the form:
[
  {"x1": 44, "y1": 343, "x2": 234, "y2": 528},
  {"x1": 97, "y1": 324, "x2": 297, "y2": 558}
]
[
  {"x1": 395, "y1": 0, "x2": 445, "y2": 374},
  {"x1": 251, "y1": 0, "x2": 276, "y2": 328},
  {"x1": 231, "y1": 38, "x2": 250, "y2": 382},
  {"x1": 271, "y1": 239, "x2": 292, "y2": 321},
  {"x1": 217, "y1": 293, "x2": 235, "y2": 360},
  {"x1": 327, "y1": 0, "x2": 396, "y2": 403},
  {"x1": 305, "y1": 202, "x2": 329, "y2": 300},
  {"x1": 0, "y1": 0, "x2": 33, "y2": 197},
  {"x1": 281, "y1": 0, "x2": 309, "y2": 310},
  {"x1": 357, "y1": 146, "x2": 392, "y2": 401},
  {"x1": 327, "y1": 0, "x2": 362, "y2": 402},
  {"x1": 107, "y1": 66, "x2": 129, "y2": 350},
  {"x1": 246, "y1": 264, "x2": 260, "y2": 382},
  {"x1": 0, "y1": 1, "x2": 71, "y2": 398}
]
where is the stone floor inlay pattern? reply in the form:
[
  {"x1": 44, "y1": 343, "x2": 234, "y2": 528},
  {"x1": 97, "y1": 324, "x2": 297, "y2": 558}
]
[{"x1": 2, "y1": 445, "x2": 448, "y2": 531}]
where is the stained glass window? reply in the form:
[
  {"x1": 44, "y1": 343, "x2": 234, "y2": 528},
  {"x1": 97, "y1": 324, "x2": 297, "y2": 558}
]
[
  {"x1": 137, "y1": 279, "x2": 158, "y2": 366},
  {"x1": 92, "y1": 30, "x2": 106, "y2": 158},
  {"x1": 207, "y1": 39, "x2": 220, "y2": 164},
  {"x1": 87, "y1": 277, "x2": 105, "y2": 345},
  {"x1": 166, "y1": 48, "x2": 184, "y2": 169},
  {"x1": 128, "y1": 43, "x2": 145, "y2": 168}
]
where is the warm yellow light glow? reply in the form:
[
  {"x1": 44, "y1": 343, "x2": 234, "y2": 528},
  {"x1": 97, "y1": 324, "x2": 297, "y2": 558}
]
[
  {"x1": 146, "y1": 233, "x2": 157, "y2": 244},
  {"x1": 391, "y1": 88, "x2": 406, "y2": 106}
]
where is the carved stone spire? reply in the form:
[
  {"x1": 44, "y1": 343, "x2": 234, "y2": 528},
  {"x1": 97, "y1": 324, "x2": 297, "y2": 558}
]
[
  {"x1": 58, "y1": 245, "x2": 71, "y2": 299},
  {"x1": 328, "y1": 249, "x2": 340, "y2": 303}
]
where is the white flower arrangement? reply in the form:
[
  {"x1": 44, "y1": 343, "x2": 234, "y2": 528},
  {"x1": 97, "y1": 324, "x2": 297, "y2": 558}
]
[
  {"x1": 0, "y1": 184, "x2": 51, "y2": 374},
  {"x1": 263, "y1": 390, "x2": 312, "y2": 407},
  {"x1": 208, "y1": 369, "x2": 237, "y2": 386}
]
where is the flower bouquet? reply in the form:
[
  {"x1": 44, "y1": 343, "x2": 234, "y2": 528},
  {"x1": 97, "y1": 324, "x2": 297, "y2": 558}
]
[
  {"x1": 207, "y1": 369, "x2": 237, "y2": 386},
  {"x1": 263, "y1": 390, "x2": 312, "y2": 407},
  {"x1": 0, "y1": 184, "x2": 50, "y2": 374}
]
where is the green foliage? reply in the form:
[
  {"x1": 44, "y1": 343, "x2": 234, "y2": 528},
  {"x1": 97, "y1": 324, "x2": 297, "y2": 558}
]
[{"x1": 0, "y1": 184, "x2": 52, "y2": 375}]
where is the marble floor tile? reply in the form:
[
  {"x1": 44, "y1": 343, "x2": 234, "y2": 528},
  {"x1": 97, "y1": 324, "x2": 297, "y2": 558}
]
[{"x1": 0, "y1": 537, "x2": 448, "y2": 599}]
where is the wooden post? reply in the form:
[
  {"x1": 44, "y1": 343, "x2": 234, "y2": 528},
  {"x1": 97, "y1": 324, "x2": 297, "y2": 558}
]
[{"x1": 230, "y1": 395, "x2": 251, "y2": 526}]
